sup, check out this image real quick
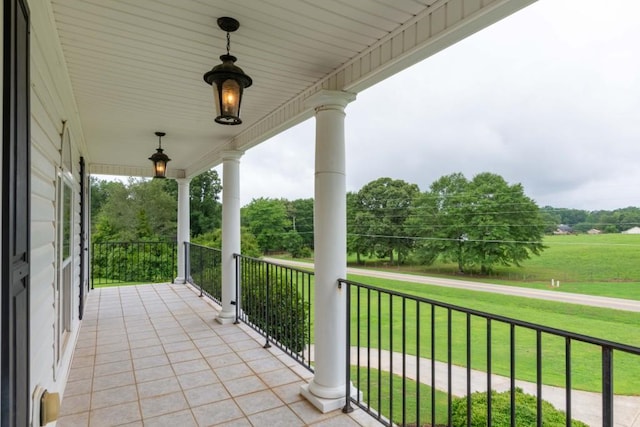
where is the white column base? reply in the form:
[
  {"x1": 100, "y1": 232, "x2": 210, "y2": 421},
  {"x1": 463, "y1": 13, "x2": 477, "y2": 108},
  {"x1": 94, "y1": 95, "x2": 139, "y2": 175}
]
[
  {"x1": 299, "y1": 383, "x2": 361, "y2": 413},
  {"x1": 216, "y1": 310, "x2": 236, "y2": 324},
  {"x1": 174, "y1": 277, "x2": 186, "y2": 284}
]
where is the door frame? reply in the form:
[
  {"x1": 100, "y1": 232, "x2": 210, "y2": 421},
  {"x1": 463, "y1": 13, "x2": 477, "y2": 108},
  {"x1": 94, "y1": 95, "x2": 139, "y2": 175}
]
[{"x1": 1, "y1": 0, "x2": 31, "y2": 425}]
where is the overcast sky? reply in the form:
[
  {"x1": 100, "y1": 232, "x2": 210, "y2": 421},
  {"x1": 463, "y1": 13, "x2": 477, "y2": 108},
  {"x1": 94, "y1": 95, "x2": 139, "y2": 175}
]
[{"x1": 227, "y1": 0, "x2": 640, "y2": 211}]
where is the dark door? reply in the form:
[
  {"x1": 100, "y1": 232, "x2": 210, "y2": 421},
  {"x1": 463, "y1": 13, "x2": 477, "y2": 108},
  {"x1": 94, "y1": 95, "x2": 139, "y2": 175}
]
[{"x1": 1, "y1": 0, "x2": 31, "y2": 426}]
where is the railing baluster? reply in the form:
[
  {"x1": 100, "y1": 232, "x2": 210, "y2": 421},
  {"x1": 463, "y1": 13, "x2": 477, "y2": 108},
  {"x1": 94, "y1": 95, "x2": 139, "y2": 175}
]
[
  {"x1": 487, "y1": 318, "x2": 492, "y2": 427},
  {"x1": 264, "y1": 263, "x2": 271, "y2": 348},
  {"x1": 537, "y1": 330, "x2": 542, "y2": 427},
  {"x1": 377, "y1": 290, "x2": 382, "y2": 421},
  {"x1": 234, "y1": 254, "x2": 240, "y2": 324},
  {"x1": 389, "y1": 292, "x2": 393, "y2": 425},
  {"x1": 510, "y1": 324, "x2": 516, "y2": 427},
  {"x1": 367, "y1": 287, "x2": 371, "y2": 411},
  {"x1": 343, "y1": 280, "x2": 353, "y2": 413},
  {"x1": 402, "y1": 297, "x2": 407, "y2": 427},
  {"x1": 448, "y1": 308, "x2": 452, "y2": 426},
  {"x1": 602, "y1": 347, "x2": 613, "y2": 427},
  {"x1": 416, "y1": 301, "x2": 421, "y2": 427},
  {"x1": 431, "y1": 304, "x2": 436, "y2": 427},
  {"x1": 356, "y1": 285, "x2": 361, "y2": 406},
  {"x1": 566, "y1": 338, "x2": 571, "y2": 427},
  {"x1": 466, "y1": 313, "x2": 471, "y2": 427}
]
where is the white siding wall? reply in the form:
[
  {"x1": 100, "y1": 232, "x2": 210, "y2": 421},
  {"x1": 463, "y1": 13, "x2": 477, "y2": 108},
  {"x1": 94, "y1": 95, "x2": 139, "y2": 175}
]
[{"x1": 29, "y1": 0, "x2": 87, "y2": 421}]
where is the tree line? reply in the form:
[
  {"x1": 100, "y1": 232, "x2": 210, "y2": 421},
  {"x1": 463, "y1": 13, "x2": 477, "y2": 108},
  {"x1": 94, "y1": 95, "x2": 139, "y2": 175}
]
[
  {"x1": 540, "y1": 206, "x2": 640, "y2": 234},
  {"x1": 91, "y1": 171, "x2": 639, "y2": 274}
]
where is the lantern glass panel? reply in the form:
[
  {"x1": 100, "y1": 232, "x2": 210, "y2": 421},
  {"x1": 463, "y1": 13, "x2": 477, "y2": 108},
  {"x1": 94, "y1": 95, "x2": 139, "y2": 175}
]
[
  {"x1": 221, "y1": 79, "x2": 240, "y2": 117},
  {"x1": 155, "y1": 160, "x2": 166, "y2": 177}
]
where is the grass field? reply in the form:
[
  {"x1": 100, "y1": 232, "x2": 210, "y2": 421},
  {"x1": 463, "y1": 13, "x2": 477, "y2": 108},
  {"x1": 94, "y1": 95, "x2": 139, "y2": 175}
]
[
  {"x1": 92, "y1": 279, "x2": 161, "y2": 288},
  {"x1": 273, "y1": 235, "x2": 640, "y2": 394},
  {"x1": 345, "y1": 273, "x2": 640, "y2": 395},
  {"x1": 346, "y1": 234, "x2": 640, "y2": 300},
  {"x1": 352, "y1": 366, "x2": 450, "y2": 426}
]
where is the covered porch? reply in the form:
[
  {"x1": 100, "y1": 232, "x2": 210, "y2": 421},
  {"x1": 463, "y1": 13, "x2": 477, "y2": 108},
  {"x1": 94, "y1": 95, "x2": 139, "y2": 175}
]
[{"x1": 58, "y1": 283, "x2": 376, "y2": 427}]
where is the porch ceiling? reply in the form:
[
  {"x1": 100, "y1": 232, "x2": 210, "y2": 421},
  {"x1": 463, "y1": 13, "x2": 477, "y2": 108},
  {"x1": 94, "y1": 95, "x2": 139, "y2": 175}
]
[{"x1": 50, "y1": 0, "x2": 535, "y2": 179}]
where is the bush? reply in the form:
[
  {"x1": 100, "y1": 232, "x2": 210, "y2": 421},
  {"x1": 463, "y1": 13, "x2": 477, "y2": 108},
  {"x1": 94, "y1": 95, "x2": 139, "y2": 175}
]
[
  {"x1": 241, "y1": 268, "x2": 309, "y2": 353},
  {"x1": 450, "y1": 388, "x2": 588, "y2": 427}
]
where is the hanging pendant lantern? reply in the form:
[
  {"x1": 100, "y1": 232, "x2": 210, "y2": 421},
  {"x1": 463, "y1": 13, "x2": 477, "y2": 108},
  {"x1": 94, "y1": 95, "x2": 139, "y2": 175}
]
[
  {"x1": 149, "y1": 131, "x2": 170, "y2": 178},
  {"x1": 203, "y1": 17, "x2": 252, "y2": 125}
]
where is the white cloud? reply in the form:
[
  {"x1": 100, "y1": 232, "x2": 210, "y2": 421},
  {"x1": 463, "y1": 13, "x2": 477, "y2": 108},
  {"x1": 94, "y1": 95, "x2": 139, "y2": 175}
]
[{"x1": 238, "y1": 0, "x2": 640, "y2": 210}]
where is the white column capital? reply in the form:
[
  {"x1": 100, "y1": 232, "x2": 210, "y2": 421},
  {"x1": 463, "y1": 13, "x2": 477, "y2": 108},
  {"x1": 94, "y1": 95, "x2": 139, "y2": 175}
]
[
  {"x1": 305, "y1": 90, "x2": 356, "y2": 111},
  {"x1": 221, "y1": 149, "x2": 244, "y2": 162},
  {"x1": 175, "y1": 177, "x2": 192, "y2": 186}
]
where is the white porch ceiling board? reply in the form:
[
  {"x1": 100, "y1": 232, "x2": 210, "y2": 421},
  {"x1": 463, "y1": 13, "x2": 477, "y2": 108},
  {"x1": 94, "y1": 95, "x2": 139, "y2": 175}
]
[{"x1": 49, "y1": 0, "x2": 536, "y2": 178}]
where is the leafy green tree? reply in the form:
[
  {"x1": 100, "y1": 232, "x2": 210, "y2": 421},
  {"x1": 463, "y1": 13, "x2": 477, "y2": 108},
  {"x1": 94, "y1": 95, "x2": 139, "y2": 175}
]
[
  {"x1": 410, "y1": 172, "x2": 545, "y2": 274},
  {"x1": 92, "y1": 178, "x2": 177, "y2": 242},
  {"x1": 162, "y1": 169, "x2": 222, "y2": 237},
  {"x1": 347, "y1": 191, "x2": 369, "y2": 264},
  {"x1": 408, "y1": 172, "x2": 470, "y2": 270},
  {"x1": 555, "y1": 208, "x2": 588, "y2": 227},
  {"x1": 241, "y1": 198, "x2": 291, "y2": 253},
  {"x1": 282, "y1": 230, "x2": 311, "y2": 258},
  {"x1": 539, "y1": 206, "x2": 562, "y2": 234},
  {"x1": 191, "y1": 227, "x2": 261, "y2": 258},
  {"x1": 288, "y1": 198, "x2": 314, "y2": 249},
  {"x1": 351, "y1": 177, "x2": 420, "y2": 264},
  {"x1": 90, "y1": 177, "x2": 124, "y2": 225}
]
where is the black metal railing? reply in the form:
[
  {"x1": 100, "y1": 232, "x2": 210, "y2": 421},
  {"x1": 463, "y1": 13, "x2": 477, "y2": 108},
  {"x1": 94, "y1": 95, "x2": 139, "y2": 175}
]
[
  {"x1": 235, "y1": 254, "x2": 313, "y2": 371},
  {"x1": 185, "y1": 243, "x2": 222, "y2": 304},
  {"x1": 339, "y1": 278, "x2": 640, "y2": 427},
  {"x1": 91, "y1": 241, "x2": 176, "y2": 287}
]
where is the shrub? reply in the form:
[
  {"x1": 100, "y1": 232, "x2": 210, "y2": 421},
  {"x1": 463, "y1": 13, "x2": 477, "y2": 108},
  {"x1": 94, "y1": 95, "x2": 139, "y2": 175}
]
[
  {"x1": 450, "y1": 388, "x2": 588, "y2": 427},
  {"x1": 241, "y1": 268, "x2": 309, "y2": 353}
]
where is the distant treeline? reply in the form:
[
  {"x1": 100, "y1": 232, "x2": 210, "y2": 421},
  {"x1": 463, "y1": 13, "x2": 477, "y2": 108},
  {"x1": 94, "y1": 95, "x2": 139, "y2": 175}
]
[
  {"x1": 91, "y1": 172, "x2": 639, "y2": 273},
  {"x1": 540, "y1": 206, "x2": 640, "y2": 233}
]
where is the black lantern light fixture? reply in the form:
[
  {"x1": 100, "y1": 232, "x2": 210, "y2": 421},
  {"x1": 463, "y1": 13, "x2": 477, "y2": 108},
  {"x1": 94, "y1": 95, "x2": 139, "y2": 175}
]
[
  {"x1": 149, "y1": 131, "x2": 170, "y2": 178},
  {"x1": 203, "y1": 17, "x2": 252, "y2": 125}
]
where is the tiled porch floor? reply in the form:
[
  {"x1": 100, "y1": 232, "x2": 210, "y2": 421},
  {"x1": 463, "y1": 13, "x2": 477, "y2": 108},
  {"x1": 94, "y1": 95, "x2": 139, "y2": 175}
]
[{"x1": 58, "y1": 283, "x2": 377, "y2": 427}]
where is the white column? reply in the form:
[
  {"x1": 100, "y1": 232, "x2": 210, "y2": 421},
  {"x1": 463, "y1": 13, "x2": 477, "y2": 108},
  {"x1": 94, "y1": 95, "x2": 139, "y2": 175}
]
[
  {"x1": 300, "y1": 90, "x2": 356, "y2": 412},
  {"x1": 217, "y1": 150, "x2": 243, "y2": 324},
  {"x1": 175, "y1": 178, "x2": 191, "y2": 284}
]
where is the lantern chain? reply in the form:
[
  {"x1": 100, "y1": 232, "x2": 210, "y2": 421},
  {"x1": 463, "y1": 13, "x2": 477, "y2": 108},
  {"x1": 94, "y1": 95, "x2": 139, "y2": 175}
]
[{"x1": 226, "y1": 31, "x2": 231, "y2": 55}]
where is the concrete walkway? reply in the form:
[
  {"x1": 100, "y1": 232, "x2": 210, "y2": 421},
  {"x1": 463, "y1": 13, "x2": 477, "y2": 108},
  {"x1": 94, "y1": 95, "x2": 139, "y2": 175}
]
[{"x1": 264, "y1": 258, "x2": 640, "y2": 312}]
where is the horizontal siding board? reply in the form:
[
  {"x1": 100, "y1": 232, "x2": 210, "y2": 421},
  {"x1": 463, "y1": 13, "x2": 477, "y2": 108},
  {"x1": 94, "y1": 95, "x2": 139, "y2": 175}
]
[
  {"x1": 32, "y1": 222, "x2": 56, "y2": 250},
  {"x1": 31, "y1": 90, "x2": 62, "y2": 153},
  {"x1": 31, "y1": 244, "x2": 56, "y2": 279},
  {"x1": 31, "y1": 194, "x2": 55, "y2": 223}
]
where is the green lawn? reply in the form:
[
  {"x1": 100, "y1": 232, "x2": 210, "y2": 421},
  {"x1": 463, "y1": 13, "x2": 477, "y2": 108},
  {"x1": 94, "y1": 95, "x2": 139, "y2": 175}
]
[
  {"x1": 352, "y1": 366, "x2": 450, "y2": 426},
  {"x1": 346, "y1": 273, "x2": 640, "y2": 395},
  {"x1": 346, "y1": 234, "x2": 640, "y2": 300},
  {"x1": 92, "y1": 279, "x2": 149, "y2": 288}
]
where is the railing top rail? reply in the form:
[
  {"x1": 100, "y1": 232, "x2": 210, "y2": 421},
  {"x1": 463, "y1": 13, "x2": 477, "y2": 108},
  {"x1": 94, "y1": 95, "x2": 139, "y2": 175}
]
[
  {"x1": 186, "y1": 242, "x2": 222, "y2": 252},
  {"x1": 234, "y1": 253, "x2": 315, "y2": 276},
  {"x1": 338, "y1": 277, "x2": 640, "y2": 356}
]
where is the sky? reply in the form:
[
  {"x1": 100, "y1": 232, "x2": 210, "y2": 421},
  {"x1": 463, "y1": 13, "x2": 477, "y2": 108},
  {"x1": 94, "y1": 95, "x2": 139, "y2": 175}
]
[{"x1": 226, "y1": 0, "x2": 640, "y2": 211}]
